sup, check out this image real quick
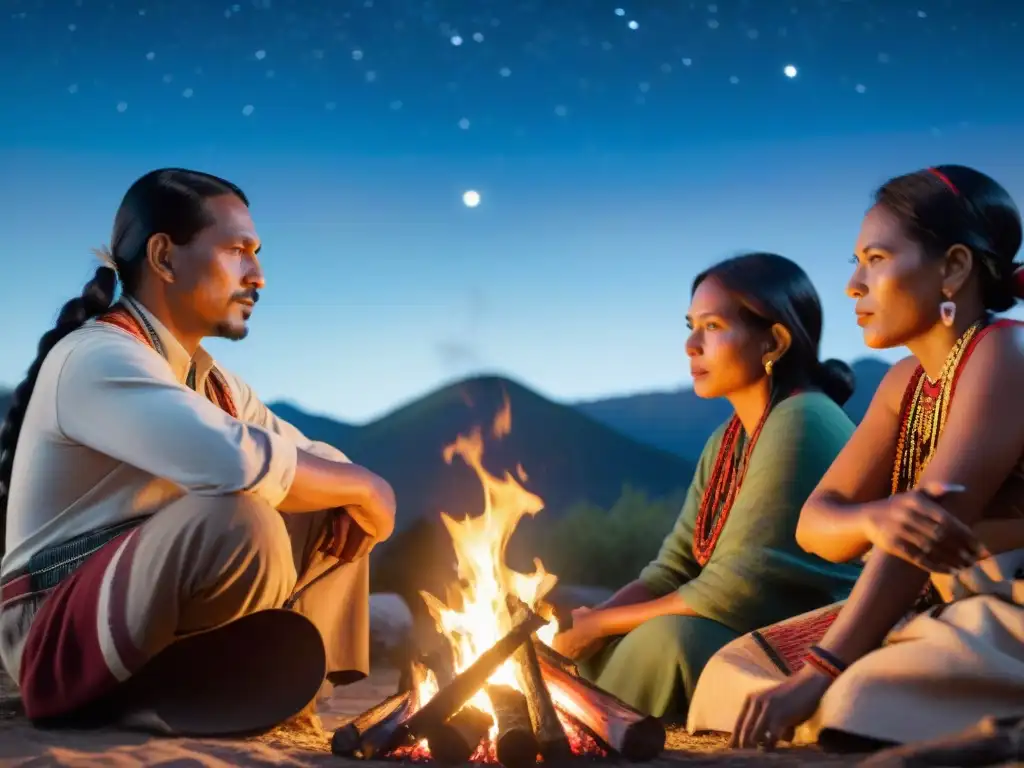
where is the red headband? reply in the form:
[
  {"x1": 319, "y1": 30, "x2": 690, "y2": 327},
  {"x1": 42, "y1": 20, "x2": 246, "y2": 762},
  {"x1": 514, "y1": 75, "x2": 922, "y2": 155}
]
[
  {"x1": 927, "y1": 167, "x2": 1024, "y2": 300},
  {"x1": 927, "y1": 167, "x2": 960, "y2": 195}
]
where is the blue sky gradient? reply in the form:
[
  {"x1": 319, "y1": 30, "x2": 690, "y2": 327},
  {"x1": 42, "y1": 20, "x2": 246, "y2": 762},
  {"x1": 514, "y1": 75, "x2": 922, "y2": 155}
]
[{"x1": 2, "y1": 0, "x2": 1022, "y2": 421}]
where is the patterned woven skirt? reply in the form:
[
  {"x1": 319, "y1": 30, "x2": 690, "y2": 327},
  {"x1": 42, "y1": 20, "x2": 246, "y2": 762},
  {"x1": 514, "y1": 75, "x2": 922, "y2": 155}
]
[{"x1": 686, "y1": 549, "x2": 1024, "y2": 745}]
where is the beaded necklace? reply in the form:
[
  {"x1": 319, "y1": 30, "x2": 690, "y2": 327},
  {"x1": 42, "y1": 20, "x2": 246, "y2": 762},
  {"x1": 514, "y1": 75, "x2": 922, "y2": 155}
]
[
  {"x1": 692, "y1": 404, "x2": 772, "y2": 566},
  {"x1": 891, "y1": 319, "x2": 984, "y2": 494}
]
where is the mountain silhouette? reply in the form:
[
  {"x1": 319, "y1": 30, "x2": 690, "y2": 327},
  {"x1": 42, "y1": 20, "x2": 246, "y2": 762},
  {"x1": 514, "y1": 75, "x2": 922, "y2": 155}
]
[
  {"x1": 269, "y1": 374, "x2": 692, "y2": 532},
  {"x1": 268, "y1": 375, "x2": 694, "y2": 605},
  {"x1": 575, "y1": 358, "x2": 891, "y2": 458}
]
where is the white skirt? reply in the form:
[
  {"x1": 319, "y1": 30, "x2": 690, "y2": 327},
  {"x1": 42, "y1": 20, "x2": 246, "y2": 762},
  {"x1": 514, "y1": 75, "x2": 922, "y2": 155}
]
[{"x1": 686, "y1": 549, "x2": 1024, "y2": 745}]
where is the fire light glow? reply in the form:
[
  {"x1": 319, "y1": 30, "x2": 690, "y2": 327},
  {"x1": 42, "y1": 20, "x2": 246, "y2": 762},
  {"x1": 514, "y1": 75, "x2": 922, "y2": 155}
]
[{"x1": 406, "y1": 397, "x2": 593, "y2": 759}]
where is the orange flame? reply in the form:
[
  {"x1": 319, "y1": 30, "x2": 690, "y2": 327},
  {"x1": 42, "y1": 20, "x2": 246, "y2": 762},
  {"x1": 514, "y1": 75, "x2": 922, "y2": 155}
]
[
  {"x1": 414, "y1": 404, "x2": 558, "y2": 736},
  {"x1": 492, "y1": 390, "x2": 512, "y2": 440}
]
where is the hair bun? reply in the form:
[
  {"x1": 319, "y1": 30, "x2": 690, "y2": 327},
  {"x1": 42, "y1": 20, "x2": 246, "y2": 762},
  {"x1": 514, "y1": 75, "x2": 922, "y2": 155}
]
[
  {"x1": 1013, "y1": 265, "x2": 1024, "y2": 299},
  {"x1": 814, "y1": 358, "x2": 855, "y2": 406}
]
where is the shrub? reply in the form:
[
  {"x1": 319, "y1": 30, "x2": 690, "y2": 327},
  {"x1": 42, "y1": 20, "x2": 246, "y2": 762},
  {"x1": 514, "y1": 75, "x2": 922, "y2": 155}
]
[{"x1": 534, "y1": 485, "x2": 686, "y2": 590}]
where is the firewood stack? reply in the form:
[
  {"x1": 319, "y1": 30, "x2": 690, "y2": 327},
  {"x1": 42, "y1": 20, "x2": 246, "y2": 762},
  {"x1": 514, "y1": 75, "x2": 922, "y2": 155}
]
[{"x1": 331, "y1": 603, "x2": 666, "y2": 765}]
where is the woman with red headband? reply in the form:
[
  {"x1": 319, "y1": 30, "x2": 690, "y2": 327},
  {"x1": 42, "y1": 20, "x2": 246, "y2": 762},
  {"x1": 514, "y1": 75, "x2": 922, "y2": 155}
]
[{"x1": 686, "y1": 164, "x2": 1024, "y2": 750}]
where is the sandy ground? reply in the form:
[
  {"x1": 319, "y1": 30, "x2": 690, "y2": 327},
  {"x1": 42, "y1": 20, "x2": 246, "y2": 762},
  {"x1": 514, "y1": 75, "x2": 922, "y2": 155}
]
[{"x1": 0, "y1": 668, "x2": 860, "y2": 767}]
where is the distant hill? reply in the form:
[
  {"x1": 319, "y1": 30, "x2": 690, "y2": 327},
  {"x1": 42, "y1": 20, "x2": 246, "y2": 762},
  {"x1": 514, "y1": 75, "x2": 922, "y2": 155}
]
[
  {"x1": 271, "y1": 375, "x2": 693, "y2": 606},
  {"x1": 268, "y1": 401, "x2": 358, "y2": 449},
  {"x1": 574, "y1": 358, "x2": 892, "y2": 458},
  {"x1": 270, "y1": 375, "x2": 692, "y2": 534}
]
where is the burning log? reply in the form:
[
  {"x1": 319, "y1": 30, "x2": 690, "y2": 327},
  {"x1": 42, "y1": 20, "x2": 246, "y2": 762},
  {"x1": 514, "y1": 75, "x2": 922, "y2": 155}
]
[
  {"x1": 423, "y1": 648, "x2": 456, "y2": 688},
  {"x1": 538, "y1": 652, "x2": 665, "y2": 761},
  {"x1": 330, "y1": 690, "x2": 415, "y2": 759},
  {"x1": 424, "y1": 705, "x2": 493, "y2": 766},
  {"x1": 393, "y1": 607, "x2": 548, "y2": 747},
  {"x1": 556, "y1": 707, "x2": 610, "y2": 758},
  {"x1": 486, "y1": 684, "x2": 540, "y2": 768},
  {"x1": 399, "y1": 648, "x2": 454, "y2": 694},
  {"x1": 532, "y1": 638, "x2": 579, "y2": 677},
  {"x1": 507, "y1": 599, "x2": 572, "y2": 761}
]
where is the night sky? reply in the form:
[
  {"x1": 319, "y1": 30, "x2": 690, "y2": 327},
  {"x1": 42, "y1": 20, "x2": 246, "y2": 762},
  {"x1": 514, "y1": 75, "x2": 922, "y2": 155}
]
[{"x1": 2, "y1": 0, "x2": 1022, "y2": 422}]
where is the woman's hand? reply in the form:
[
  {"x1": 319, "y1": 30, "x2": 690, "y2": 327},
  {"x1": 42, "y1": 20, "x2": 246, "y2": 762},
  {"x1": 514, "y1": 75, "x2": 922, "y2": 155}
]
[
  {"x1": 552, "y1": 607, "x2": 604, "y2": 660},
  {"x1": 730, "y1": 666, "x2": 832, "y2": 750},
  {"x1": 862, "y1": 481, "x2": 986, "y2": 573}
]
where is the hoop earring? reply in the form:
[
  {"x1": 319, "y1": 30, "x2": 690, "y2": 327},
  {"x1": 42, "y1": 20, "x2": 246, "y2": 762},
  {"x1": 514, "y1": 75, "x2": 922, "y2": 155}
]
[
  {"x1": 764, "y1": 359, "x2": 774, "y2": 376},
  {"x1": 939, "y1": 299, "x2": 957, "y2": 327}
]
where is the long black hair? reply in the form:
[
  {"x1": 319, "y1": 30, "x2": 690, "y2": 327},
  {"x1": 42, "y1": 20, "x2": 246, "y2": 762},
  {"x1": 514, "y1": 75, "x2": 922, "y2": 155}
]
[
  {"x1": 874, "y1": 164, "x2": 1022, "y2": 312},
  {"x1": 0, "y1": 168, "x2": 248, "y2": 553},
  {"x1": 692, "y1": 252, "x2": 855, "y2": 406}
]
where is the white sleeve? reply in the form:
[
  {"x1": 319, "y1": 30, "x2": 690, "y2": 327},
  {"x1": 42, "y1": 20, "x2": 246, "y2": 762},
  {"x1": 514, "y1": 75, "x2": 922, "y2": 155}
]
[
  {"x1": 220, "y1": 368, "x2": 351, "y2": 464},
  {"x1": 55, "y1": 333, "x2": 297, "y2": 508}
]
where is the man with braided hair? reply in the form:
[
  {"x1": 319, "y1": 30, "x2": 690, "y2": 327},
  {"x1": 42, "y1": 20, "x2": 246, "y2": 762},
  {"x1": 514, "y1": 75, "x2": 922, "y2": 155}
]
[{"x1": 0, "y1": 168, "x2": 396, "y2": 735}]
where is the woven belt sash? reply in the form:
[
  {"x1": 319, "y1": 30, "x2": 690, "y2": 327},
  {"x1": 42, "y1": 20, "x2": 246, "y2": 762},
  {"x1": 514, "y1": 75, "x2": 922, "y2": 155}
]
[{"x1": 0, "y1": 517, "x2": 149, "y2": 607}]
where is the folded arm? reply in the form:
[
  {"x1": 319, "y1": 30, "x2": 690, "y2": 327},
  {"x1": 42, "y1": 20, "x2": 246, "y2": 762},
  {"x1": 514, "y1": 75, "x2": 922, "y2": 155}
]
[
  {"x1": 221, "y1": 368, "x2": 395, "y2": 541},
  {"x1": 794, "y1": 358, "x2": 917, "y2": 563},
  {"x1": 278, "y1": 449, "x2": 395, "y2": 541},
  {"x1": 56, "y1": 333, "x2": 395, "y2": 543},
  {"x1": 818, "y1": 326, "x2": 1024, "y2": 665}
]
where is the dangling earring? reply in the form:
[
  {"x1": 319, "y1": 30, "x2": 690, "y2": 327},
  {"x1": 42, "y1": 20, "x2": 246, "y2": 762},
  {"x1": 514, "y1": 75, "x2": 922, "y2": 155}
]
[
  {"x1": 764, "y1": 359, "x2": 774, "y2": 376},
  {"x1": 939, "y1": 296, "x2": 957, "y2": 327}
]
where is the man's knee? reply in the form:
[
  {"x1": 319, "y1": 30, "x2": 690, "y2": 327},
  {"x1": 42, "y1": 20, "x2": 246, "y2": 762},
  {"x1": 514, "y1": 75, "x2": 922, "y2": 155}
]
[{"x1": 162, "y1": 493, "x2": 298, "y2": 607}]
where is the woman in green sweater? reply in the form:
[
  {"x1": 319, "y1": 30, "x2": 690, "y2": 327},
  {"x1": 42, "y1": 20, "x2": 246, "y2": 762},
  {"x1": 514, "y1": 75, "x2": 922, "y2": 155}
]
[{"x1": 551, "y1": 252, "x2": 862, "y2": 721}]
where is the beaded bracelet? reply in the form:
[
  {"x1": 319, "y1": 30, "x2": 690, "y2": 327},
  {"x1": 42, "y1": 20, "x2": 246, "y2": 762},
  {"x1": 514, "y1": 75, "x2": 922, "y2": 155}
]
[{"x1": 803, "y1": 645, "x2": 848, "y2": 680}]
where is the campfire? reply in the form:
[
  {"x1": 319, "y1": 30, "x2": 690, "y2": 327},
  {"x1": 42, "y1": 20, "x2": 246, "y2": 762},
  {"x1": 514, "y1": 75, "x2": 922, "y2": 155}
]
[{"x1": 332, "y1": 401, "x2": 666, "y2": 765}]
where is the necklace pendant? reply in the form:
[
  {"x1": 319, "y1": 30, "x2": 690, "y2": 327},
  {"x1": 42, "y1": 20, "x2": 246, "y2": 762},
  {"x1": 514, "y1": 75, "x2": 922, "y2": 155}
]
[{"x1": 919, "y1": 397, "x2": 935, "y2": 442}]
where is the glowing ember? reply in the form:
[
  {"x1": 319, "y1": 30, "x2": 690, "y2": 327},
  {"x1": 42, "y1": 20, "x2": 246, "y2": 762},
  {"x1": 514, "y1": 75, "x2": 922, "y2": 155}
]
[{"x1": 388, "y1": 723, "x2": 606, "y2": 763}]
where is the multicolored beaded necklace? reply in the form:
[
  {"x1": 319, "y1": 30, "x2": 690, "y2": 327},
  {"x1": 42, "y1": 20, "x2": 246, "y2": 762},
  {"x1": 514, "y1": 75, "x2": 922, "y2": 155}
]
[
  {"x1": 692, "y1": 404, "x2": 772, "y2": 566},
  {"x1": 891, "y1": 319, "x2": 984, "y2": 494}
]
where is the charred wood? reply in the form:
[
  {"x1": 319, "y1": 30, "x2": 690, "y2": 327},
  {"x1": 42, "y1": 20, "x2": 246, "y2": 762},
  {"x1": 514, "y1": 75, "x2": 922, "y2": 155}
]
[
  {"x1": 330, "y1": 690, "x2": 414, "y2": 758},
  {"x1": 555, "y1": 705, "x2": 610, "y2": 758},
  {"x1": 486, "y1": 684, "x2": 540, "y2": 768},
  {"x1": 532, "y1": 639, "x2": 579, "y2": 677},
  {"x1": 424, "y1": 705, "x2": 493, "y2": 766},
  {"x1": 507, "y1": 598, "x2": 571, "y2": 761},
  {"x1": 393, "y1": 608, "x2": 547, "y2": 747},
  {"x1": 537, "y1": 653, "x2": 665, "y2": 761}
]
